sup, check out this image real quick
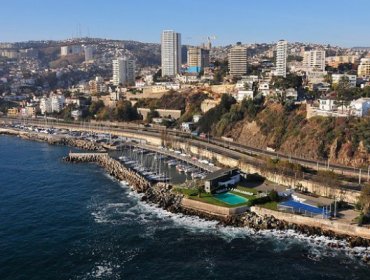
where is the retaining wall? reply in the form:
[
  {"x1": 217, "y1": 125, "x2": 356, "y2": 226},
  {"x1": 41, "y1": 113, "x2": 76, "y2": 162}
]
[
  {"x1": 251, "y1": 206, "x2": 370, "y2": 240},
  {"x1": 181, "y1": 198, "x2": 249, "y2": 216}
]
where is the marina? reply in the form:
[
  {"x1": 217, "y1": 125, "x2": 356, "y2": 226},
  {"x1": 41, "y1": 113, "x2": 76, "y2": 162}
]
[{"x1": 113, "y1": 144, "x2": 212, "y2": 184}]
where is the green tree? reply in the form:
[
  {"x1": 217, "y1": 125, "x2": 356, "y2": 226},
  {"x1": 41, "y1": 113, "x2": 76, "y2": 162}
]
[
  {"x1": 359, "y1": 184, "x2": 370, "y2": 215},
  {"x1": 335, "y1": 76, "x2": 353, "y2": 112},
  {"x1": 114, "y1": 100, "x2": 140, "y2": 121},
  {"x1": 88, "y1": 100, "x2": 105, "y2": 117},
  {"x1": 269, "y1": 189, "x2": 279, "y2": 202},
  {"x1": 196, "y1": 184, "x2": 205, "y2": 198},
  {"x1": 146, "y1": 109, "x2": 159, "y2": 123},
  {"x1": 197, "y1": 94, "x2": 236, "y2": 133},
  {"x1": 362, "y1": 86, "x2": 370, "y2": 98}
]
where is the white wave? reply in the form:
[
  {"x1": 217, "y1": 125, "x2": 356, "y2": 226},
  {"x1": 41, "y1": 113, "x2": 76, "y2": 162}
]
[
  {"x1": 84, "y1": 261, "x2": 122, "y2": 279},
  {"x1": 95, "y1": 172, "x2": 370, "y2": 261},
  {"x1": 93, "y1": 265, "x2": 112, "y2": 278},
  {"x1": 91, "y1": 211, "x2": 110, "y2": 224}
]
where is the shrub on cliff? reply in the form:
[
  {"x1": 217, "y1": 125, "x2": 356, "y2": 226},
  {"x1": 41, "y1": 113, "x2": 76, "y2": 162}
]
[{"x1": 198, "y1": 94, "x2": 236, "y2": 133}]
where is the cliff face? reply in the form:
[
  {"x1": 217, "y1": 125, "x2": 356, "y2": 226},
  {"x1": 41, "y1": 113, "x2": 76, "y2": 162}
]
[{"x1": 227, "y1": 103, "x2": 370, "y2": 167}]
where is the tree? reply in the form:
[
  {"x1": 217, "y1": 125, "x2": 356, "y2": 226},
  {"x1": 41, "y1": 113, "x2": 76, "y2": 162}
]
[
  {"x1": 196, "y1": 184, "x2": 205, "y2": 198},
  {"x1": 197, "y1": 94, "x2": 236, "y2": 133},
  {"x1": 114, "y1": 100, "x2": 140, "y2": 122},
  {"x1": 146, "y1": 109, "x2": 159, "y2": 123},
  {"x1": 271, "y1": 74, "x2": 302, "y2": 91},
  {"x1": 362, "y1": 86, "x2": 370, "y2": 98},
  {"x1": 316, "y1": 170, "x2": 340, "y2": 189},
  {"x1": 359, "y1": 184, "x2": 370, "y2": 215},
  {"x1": 335, "y1": 76, "x2": 353, "y2": 113},
  {"x1": 269, "y1": 189, "x2": 279, "y2": 202},
  {"x1": 88, "y1": 100, "x2": 105, "y2": 117}
]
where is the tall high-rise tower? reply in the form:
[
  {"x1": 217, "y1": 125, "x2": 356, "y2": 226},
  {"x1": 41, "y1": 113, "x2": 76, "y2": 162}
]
[
  {"x1": 276, "y1": 40, "x2": 288, "y2": 78},
  {"x1": 228, "y1": 43, "x2": 248, "y2": 77},
  {"x1": 187, "y1": 47, "x2": 210, "y2": 73},
  {"x1": 84, "y1": 46, "x2": 94, "y2": 62},
  {"x1": 161, "y1": 30, "x2": 181, "y2": 77},
  {"x1": 112, "y1": 57, "x2": 136, "y2": 86}
]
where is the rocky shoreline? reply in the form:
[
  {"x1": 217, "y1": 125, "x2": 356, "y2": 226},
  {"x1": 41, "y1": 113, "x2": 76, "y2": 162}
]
[
  {"x1": 2, "y1": 127, "x2": 370, "y2": 262},
  {"x1": 141, "y1": 183, "x2": 370, "y2": 262}
]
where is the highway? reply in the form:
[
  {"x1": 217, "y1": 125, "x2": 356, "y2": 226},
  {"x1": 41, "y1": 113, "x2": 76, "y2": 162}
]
[{"x1": 1, "y1": 116, "x2": 368, "y2": 183}]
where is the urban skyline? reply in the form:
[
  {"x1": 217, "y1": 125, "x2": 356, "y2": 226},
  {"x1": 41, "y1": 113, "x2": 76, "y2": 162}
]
[{"x1": 0, "y1": 0, "x2": 370, "y2": 47}]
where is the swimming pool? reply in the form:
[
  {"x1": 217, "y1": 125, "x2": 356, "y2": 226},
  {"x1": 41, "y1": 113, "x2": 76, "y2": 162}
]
[{"x1": 214, "y1": 192, "x2": 248, "y2": 205}]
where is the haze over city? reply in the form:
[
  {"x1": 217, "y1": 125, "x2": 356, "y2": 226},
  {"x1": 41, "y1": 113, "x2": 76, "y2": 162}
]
[{"x1": 0, "y1": 0, "x2": 369, "y2": 47}]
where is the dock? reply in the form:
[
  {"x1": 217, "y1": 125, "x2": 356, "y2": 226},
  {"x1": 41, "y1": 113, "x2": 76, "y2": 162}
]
[{"x1": 129, "y1": 143, "x2": 220, "y2": 172}]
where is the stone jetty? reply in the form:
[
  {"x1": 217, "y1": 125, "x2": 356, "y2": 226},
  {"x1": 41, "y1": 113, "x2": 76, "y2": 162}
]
[{"x1": 0, "y1": 128, "x2": 105, "y2": 151}]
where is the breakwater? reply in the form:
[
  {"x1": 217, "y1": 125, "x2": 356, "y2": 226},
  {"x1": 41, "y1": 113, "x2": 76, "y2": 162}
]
[{"x1": 0, "y1": 128, "x2": 105, "y2": 151}]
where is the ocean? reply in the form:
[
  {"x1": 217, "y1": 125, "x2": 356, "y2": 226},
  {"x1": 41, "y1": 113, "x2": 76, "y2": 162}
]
[{"x1": 0, "y1": 135, "x2": 368, "y2": 280}]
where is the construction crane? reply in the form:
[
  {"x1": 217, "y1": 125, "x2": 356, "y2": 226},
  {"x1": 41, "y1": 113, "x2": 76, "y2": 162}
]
[{"x1": 202, "y1": 35, "x2": 216, "y2": 50}]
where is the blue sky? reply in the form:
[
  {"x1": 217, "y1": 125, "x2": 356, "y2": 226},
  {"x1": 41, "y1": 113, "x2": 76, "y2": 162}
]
[{"x1": 0, "y1": 0, "x2": 369, "y2": 47}]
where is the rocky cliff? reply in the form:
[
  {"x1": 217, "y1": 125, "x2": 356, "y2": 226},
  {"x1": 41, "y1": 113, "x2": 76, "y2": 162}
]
[{"x1": 225, "y1": 103, "x2": 370, "y2": 167}]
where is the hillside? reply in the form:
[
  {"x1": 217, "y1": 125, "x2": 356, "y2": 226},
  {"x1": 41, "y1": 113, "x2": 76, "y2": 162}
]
[
  {"x1": 230, "y1": 103, "x2": 370, "y2": 167},
  {"x1": 200, "y1": 97, "x2": 370, "y2": 167}
]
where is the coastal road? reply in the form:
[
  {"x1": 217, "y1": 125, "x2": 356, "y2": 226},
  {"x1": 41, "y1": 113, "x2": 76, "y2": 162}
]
[{"x1": 1, "y1": 116, "x2": 368, "y2": 183}]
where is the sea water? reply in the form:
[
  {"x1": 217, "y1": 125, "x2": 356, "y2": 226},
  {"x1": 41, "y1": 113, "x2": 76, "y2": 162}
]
[{"x1": 0, "y1": 135, "x2": 369, "y2": 280}]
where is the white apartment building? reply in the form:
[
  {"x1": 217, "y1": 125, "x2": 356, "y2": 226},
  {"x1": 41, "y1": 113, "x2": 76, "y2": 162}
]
[
  {"x1": 235, "y1": 90, "x2": 254, "y2": 102},
  {"x1": 112, "y1": 57, "x2": 136, "y2": 86},
  {"x1": 332, "y1": 74, "x2": 357, "y2": 88},
  {"x1": 40, "y1": 97, "x2": 52, "y2": 114},
  {"x1": 40, "y1": 95, "x2": 65, "y2": 114},
  {"x1": 258, "y1": 82, "x2": 270, "y2": 96},
  {"x1": 60, "y1": 46, "x2": 69, "y2": 56},
  {"x1": 275, "y1": 40, "x2": 288, "y2": 77},
  {"x1": 306, "y1": 71, "x2": 327, "y2": 84},
  {"x1": 161, "y1": 30, "x2": 181, "y2": 77},
  {"x1": 228, "y1": 44, "x2": 248, "y2": 76},
  {"x1": 319, "y1": 98, "x2": 337, "y2": 111},
  {"x1": 51, "y1": 95, "x2": 65, "y2": 113},
  {"x1": 60, "y1": 45, "x2": 82, "y2": 56},
  {"x1": 358, "y1": 58, "x2": 370, "y2": 77},
  {"x1": 350, "y1": 98, "x2": 370, "y2": 117},
  {"x1": 84, "y1": 46, "x2": 93, "y2": 62},
  {"x1": 303, "y1": 50, "x2": 326, "y2": 71}
]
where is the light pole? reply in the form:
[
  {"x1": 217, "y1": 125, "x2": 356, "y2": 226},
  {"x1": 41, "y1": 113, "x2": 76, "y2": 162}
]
[{"x1": 359, "y1": 168, "x2": 362, "y2": 185}]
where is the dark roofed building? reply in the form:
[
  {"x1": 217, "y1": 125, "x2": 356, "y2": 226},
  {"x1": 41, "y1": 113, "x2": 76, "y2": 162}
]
[{"x1": 204, "y1": 168, "x2": 240, "y2": 194}]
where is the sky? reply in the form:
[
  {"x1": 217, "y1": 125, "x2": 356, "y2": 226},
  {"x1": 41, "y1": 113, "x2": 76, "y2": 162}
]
[{"x1": 0, "y1": 0, "x2": 369, "y2": 47}]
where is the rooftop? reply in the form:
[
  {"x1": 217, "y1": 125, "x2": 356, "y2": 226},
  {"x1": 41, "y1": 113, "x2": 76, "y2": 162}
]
[{"x1": 203, "y1": 168, "x2": 238, "y2": 181}]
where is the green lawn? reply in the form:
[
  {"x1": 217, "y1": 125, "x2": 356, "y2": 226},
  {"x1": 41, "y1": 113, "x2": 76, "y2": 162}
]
[
  {"x1": 234, "y1": 186, "x2": 258, "y2": 195},
  {"x1": 259, "y1": 201, "x2": 278, "y2": 211}
]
